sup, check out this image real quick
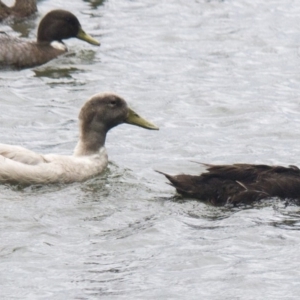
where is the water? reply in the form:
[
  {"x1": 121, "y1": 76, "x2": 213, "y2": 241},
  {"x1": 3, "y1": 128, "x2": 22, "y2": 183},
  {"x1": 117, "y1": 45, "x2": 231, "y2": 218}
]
[{"x1": 1, "y1": 0, "x2": 300, "y2": 299}]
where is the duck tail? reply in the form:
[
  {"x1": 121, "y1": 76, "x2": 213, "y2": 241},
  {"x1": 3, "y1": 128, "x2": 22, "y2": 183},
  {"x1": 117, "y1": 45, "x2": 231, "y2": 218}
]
[{"x1": 155, "y1": 170, "x2": 172, "y2": 180}]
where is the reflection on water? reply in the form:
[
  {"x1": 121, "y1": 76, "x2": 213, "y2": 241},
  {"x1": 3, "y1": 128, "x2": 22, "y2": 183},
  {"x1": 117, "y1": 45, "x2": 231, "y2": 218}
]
[
  {"x1": 10, "y1": 17, "x2": 38, "y2": 37},
  {"x1": 83, "y1": 0, "x2": 107, "y2": 9},
  {"x1": 34, "y1": 67, "x2": 81, "y2": 79},
  {"x1": 32, "y1": 50, "x2": 98, "y2": 84},
  {"x1": 1, "y1": 0, "x2": 300, "y2": 299}
]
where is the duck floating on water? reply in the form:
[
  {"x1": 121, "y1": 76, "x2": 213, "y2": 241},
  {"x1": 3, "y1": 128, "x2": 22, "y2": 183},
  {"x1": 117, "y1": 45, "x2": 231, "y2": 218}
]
[
  {"x1": 0, "y1": 9, "x2": 100, "y2": 69},
  {"x1": 157, "y1": 163, "x2": 300, "y2": 206},
  {"x1": 0, "y1": 93, "x2": 158, "y2": 185},
  {"x1": 0, "y1": 0, "x2": 37, "y2": 21}
]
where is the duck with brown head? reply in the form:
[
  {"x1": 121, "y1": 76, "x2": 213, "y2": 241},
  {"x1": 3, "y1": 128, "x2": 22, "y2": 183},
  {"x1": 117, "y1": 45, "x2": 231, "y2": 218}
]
[
  {"x1": 0, "y1": 9, "x2": 100, "y2": 69},
  {"x1": 0, "y1": 93, "x2": 158, "y2": 185}
]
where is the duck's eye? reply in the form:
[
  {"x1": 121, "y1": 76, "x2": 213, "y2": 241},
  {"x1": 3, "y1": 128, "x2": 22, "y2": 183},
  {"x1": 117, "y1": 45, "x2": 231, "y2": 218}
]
[{"x1": 109, "y1": 100, "x2": 117, "y2": 107}]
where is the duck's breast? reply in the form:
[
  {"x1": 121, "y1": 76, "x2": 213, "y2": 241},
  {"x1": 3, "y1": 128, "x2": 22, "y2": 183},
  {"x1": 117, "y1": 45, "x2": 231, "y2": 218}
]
[{"x1": 44, "y1": 148, "x2": 109, "y2": 183}]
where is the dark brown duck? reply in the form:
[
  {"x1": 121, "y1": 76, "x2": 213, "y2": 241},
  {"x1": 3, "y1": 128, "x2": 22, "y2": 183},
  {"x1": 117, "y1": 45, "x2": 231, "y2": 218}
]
[
  {"x1": 157, "y1": 163, "x2": 300, "y2": 206},
  {"x1": 0, "y1": 9, "x2": 100, "y2": 69},
  {"x1": 0, "y1": 0, "x2": 37, "y2": 21}
]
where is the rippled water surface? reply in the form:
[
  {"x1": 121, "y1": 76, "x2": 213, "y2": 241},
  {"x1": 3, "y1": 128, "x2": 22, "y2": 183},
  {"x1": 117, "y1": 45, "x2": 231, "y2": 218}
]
[{"x1": 1, "y1": 0, "x2": 300, "y2": 299}]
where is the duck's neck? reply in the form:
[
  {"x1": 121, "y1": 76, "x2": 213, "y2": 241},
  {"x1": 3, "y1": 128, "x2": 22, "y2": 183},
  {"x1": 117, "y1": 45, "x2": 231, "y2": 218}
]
[{"x1": 74, "y1": 129, "x2": 106, "y2": 156}]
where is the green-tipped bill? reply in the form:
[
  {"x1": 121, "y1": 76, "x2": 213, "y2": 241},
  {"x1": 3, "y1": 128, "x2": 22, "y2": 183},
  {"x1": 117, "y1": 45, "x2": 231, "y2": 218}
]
[
  {"x1": 77, "y1": 27, "x2": 100, "y2": 46},
  {"x1": 125, "y1": 108, "x2": 159, "y2": 130}
]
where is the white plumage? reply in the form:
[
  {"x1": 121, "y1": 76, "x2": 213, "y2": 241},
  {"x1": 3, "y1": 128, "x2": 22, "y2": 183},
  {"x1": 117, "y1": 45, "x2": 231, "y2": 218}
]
[{"x1": 0, "y1": 93, "x2": 158, "y2": 185}]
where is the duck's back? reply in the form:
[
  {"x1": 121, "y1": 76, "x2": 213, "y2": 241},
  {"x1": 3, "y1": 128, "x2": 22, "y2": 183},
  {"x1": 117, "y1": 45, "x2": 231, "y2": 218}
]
[
  {"x1": 0, "y1": 0, "x2": 37, "y2": 21},
  {"x1": 0, "y1": 34, "x2": 66, "y2": 69}
]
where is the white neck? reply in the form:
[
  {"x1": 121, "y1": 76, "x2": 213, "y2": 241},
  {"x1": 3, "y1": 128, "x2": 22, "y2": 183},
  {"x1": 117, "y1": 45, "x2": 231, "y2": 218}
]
[{"x1": 50, "y1": 41, "x2": 67, "y2": 51}]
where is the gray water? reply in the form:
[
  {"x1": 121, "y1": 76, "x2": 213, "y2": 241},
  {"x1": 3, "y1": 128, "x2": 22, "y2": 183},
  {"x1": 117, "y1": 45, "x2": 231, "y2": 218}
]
[{"x1": 1, "y1": 0, "x2": 300, "y2": 299}]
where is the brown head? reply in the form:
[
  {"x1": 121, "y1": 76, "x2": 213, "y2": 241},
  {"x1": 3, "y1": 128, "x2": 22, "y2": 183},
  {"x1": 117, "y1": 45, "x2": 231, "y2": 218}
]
[
  {"x1": 37, "y1": 9, "x2": 100, "y2": 45},
  {"x1": 79, "y1": 93, "x2": 129, "y2": 135},
  {"x1": 75, "y1": 93, "x2": 158, "y2": 155}
]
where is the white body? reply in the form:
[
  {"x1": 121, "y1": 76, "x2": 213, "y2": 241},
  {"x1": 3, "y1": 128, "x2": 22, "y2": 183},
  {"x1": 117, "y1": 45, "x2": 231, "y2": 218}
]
[
  {"x1": 0, "y1": 92, "x2": 158, "y2": 185},
  {"x1": 0, "y1": 143, "x2": 108, "y2": 184}
]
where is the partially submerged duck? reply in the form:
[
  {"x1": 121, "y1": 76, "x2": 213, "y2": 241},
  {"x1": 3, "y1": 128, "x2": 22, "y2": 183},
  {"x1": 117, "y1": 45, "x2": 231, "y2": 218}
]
[
  {"x1": 0, "y1": 0, "x2": 37, "y2": 21},
  {"x1": 0, "y1": 9, "x2": 100, "y2": 69},
  {"x1": 157, "y1": 163, "x2": 300, "y2": 206},
  {"x1": 0, "y1": 93, "x2": 158, "y2": 185}
]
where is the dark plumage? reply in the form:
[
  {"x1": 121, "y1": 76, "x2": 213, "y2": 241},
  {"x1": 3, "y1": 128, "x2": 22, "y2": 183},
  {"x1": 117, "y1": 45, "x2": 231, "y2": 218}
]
[
  {"x1": 157, "y1": 163, "x2": 300, "y2": 206},
  {"x1": 0, "y1": 0, "x2": 37, "y2": 21},
  {"x1": 0, "y1": 9, "x2": 100, "y2": 69}
]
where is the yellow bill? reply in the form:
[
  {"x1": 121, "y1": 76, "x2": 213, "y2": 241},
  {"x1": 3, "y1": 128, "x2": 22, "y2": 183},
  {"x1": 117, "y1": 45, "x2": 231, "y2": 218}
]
[
  {"x1": 77, "y1": 27, "x2": 100, "y2": 46},
  {"x1": 125, "y1": 108, "x2": 159, "y2": 130}
]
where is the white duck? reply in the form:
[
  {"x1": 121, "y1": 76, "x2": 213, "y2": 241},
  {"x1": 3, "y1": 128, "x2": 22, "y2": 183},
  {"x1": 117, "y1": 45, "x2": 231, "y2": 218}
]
[{"x1": 0, "y1": 92, "x2": 158, "y2": 185}]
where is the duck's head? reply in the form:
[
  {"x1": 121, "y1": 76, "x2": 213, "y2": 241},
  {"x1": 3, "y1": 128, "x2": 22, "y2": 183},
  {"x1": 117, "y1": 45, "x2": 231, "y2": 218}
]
[
  {"x1": 75, "y1": 93, "x2": 158, "y2": 155},
  {"x1": 37, "y1": 9, "x2": 100, "y2": 46}
]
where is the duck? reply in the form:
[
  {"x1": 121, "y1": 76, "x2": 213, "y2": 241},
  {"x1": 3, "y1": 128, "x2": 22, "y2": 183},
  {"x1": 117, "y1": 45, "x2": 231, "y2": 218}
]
[
  {"x1": 0, "y1": 92, "x2": 158, "y2": 185},
  {"x1": 0, "y1": 9, "x2": 100, "y2": 69},
  {"x1": 0, "y1": 0, "x2": 37, "y2": 21},
  {"x1": 157, "y1": 163, "x2": 300, "y2": 206}
]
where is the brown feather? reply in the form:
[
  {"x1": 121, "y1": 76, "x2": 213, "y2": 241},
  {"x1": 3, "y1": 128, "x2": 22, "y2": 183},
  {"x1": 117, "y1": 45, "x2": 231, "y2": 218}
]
[
  {"x1": 0, "y1": 0, "x2": 37, "y2": 21},
  {"x1": 157, "y1": 163, "x2": 300, "y2": 206}
]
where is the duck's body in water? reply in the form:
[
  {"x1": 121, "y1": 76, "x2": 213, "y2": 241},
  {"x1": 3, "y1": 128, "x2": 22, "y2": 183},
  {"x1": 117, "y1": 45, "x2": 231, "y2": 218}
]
[
  {"x1": 0, "y1": 0, "x2": 37, "y2": 21},
  {"x1": 0, "y1": 93, "x2": 158, "y2": 185},
  {"x1": 158, "y1": 163, "x2": 300, "y2": 206}
]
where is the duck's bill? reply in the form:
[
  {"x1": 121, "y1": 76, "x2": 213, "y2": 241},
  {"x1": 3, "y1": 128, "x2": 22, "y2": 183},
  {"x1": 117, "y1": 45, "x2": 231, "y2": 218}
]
[
  {"x1": 125, "y1": 108, "x2": 159, "y2": 130},
  {"x1": 77, "y1": 28, "x2": 100, "y2": 46}
]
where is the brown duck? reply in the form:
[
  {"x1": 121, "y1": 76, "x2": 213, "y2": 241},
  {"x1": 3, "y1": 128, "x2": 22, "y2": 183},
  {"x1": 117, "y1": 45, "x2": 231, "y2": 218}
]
[
  {"x1": 0, "y1": 0, "x2": 37, "y2": 21},
  {"x1": 157, "y1": 163, "x2": 300, "y2": 206},
  {"x1": 0, "y1": 9, "x2": 100, "y2": 69}
]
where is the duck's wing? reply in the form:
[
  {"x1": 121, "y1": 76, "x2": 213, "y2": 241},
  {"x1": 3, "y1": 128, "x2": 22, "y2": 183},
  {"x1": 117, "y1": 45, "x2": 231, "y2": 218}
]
[
  {"x1": 0, "y1": 34, "x2": 65, "y2": 69},
  {"x1": 0, "y1": 148, "x2": 108, "y2": 185},
  {"x1": 0, "y1": 155, "x2": 57, "y2": 185},
  {"x1": 0, "y1": 143, "x2": 46, "y2": 165},
  {"x1": 205, "y1": 163, "x2": 300, "y2": 197},
  {"x1": 246, "y1": 165, "x2": 300, "y2": 201},
  {"x1": 0, "y1": 35, "x2": 34, "y2": 68},
  {"x1": 202, "y1": 163, "x2": 273, "y2": 182}
]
